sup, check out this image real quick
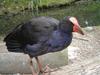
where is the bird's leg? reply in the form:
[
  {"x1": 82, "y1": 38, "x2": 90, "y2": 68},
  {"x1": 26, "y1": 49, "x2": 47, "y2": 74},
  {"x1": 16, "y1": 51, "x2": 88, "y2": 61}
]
[
  {"x1": 35, "y1": 57, "x2": 44, "y2": 74},
  {"x1": 29, "y1": 56, "x2": 38, "y2": 75},
  {"x1": 35, "y1": 57, "x2": 57, "y2": 75}
]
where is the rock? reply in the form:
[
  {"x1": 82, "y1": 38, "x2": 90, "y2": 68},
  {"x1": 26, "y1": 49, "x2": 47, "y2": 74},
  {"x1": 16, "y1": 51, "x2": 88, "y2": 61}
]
[
  {"x1": 0, "y1": 50, "x2": 68, "y2": 74},
  {"x1": 85, "y1": 26, "x2": 94, "y2": 31}
]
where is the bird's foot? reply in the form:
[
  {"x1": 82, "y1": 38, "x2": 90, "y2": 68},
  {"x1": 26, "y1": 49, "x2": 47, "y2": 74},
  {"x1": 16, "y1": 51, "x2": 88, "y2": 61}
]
[
  {"x1": 38, "y1": 64, "x2": 59, "y2": 75},
  {"x1": 37, "y1": 69, "x2": 47, "y2": 75},
  {"x1": 44, "y1": 64, "x2": 59, "y2": 73},
  {"x1": 37, "y1": 65, "x2": 50, "y2": 75},
  {"x1": 32, "y1": 72, "x2": 38, "y2": 75},
  {"x1": 37, "y1": 64, "x2": 59, "y2": 75}
]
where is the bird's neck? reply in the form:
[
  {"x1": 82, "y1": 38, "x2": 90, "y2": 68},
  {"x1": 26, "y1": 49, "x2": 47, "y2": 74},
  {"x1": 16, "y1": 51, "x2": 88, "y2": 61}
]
[
  {"x1": 57, "y1": 29, "x2": 73, "y2": 47},
  {"x1": 58, "y1": 29, "x2": 72, "y2": 35},
  {"x1": 58, "y1": 18, "x2": 73, "y2": 33},
  {"x1": 58, "y1": 29, "x2": 73, "y2": 39}
]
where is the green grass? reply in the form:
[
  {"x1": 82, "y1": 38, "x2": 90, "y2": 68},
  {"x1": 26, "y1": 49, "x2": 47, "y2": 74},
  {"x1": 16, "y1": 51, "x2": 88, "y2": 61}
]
[
  {"x1": 39, "y1": 0, "x2": 74, "y2": 6},
  {"x1": 0, "y1": 0, "x2": 74, "y2": 15}
]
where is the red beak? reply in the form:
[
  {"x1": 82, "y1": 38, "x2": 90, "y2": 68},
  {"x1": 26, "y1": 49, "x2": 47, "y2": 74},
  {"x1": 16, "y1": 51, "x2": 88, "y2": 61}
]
[
  {"x1": 69, "y1": 17, "x2": 84, "y2": 35},
  {"x1": 76, "y1": 26, "x2": 84, "y2": 35}
]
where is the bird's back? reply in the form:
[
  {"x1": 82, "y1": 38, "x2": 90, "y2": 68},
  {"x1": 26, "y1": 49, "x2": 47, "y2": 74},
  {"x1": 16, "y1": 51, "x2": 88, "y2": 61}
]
[{"x1": 4, "y1": 16, "x2": 59, "y2": 53}]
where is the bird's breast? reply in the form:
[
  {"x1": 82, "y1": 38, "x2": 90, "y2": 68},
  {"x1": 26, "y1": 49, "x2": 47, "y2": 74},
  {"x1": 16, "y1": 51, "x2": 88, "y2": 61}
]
[{"x1": 45, "y1": 31, "x2": 72, "y2": 52}]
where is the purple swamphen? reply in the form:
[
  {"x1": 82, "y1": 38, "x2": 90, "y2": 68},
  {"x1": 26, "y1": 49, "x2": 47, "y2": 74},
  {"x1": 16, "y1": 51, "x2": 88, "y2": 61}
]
[{"x1": 4, "y1": 16, "x2": 84, "y2": 75}]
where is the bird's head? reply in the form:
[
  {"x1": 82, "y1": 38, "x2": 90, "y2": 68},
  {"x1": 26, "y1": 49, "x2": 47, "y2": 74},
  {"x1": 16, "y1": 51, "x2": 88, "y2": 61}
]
[{"x1": 68, "y1": 17, "x2": 84, "y2": 35}]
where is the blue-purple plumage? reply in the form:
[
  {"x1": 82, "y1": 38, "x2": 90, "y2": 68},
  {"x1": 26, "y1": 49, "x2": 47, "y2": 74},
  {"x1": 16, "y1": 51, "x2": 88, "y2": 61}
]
[
  {"x1": 4, "y1": 16, "x2": 73, "y2": 57},
  {"x1": 25, "y1": 30, "x2": 72, "y2": 57}
]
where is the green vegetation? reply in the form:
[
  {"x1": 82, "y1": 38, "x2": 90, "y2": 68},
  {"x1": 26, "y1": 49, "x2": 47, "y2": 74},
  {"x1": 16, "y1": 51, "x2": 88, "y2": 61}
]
[
  {"x1": 41, "y1": 1, "x2": 100, "y2": 27},
  {"x1": 0, "y1": 0, "x2": 74, "y2": 15},
  {"x1": 0, "y1": 1, "x2": 100, "y2": 36},
  {"x1": 39, "y1": 0, "x2": 74, "y2": 6}
]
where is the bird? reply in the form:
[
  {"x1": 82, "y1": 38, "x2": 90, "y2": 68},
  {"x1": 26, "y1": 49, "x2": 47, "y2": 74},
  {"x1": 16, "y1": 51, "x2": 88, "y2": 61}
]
[{"x1": 4, "y1": 16, "x2": 84, "y2": 75}]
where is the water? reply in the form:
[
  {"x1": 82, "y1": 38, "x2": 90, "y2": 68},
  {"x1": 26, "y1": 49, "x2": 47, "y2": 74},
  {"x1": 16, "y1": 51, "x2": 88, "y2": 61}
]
[{"x1": 0, "y1": 1, "x2": 100, "y2": 35}]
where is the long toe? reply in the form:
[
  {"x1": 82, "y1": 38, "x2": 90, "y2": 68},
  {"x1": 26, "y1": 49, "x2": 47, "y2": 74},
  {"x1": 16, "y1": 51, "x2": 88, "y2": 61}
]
[
  {"x1": 37, "y1": 65, "x2": 51, "y2": 75},
  {"x1": 44, "y1": 64, "x2": 60, "y2": 75},
  {"x1": 38, "y1": 64, "x2": 59, "y2": 75},
  {"x1": 43, "y1": 64, "x2": 59, "y2": 74}
]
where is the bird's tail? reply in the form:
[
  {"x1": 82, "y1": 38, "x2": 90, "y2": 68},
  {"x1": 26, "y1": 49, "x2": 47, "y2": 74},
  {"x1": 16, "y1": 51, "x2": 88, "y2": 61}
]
[{"x1": 3, "y1": 23, "x2": 24, "y2": 42}]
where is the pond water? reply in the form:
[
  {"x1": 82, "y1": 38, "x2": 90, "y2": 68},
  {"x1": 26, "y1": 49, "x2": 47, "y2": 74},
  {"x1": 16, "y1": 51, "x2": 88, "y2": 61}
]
[{"x1": 0, "y1": 1, "x2": 100, "y2": 35}]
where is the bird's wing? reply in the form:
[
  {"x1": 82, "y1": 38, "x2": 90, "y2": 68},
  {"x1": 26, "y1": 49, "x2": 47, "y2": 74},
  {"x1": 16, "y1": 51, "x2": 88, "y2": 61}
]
[
  {"x1": 21, "y1": 16, "x2": 59, "y2": 44},
  {"x1": 3, "y1": 23, "x2": 22, "y2": 42}
]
